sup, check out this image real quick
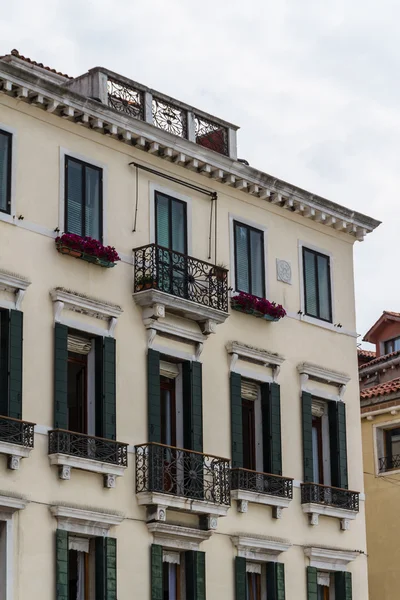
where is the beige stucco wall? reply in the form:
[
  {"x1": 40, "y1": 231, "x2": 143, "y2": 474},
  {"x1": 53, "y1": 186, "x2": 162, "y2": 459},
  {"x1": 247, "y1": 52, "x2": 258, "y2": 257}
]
[
  {"x1": 0, "y1": 93, "x2": 368, "y2": 599},
  {"x1": 362, "y1": 411, "x2": 400, "y2": 600}
]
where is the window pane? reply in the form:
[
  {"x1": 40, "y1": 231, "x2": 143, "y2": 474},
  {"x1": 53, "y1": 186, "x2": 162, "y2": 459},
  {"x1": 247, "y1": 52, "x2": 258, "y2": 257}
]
[
  {"x1": 156, "y1": 193, "x2": 170, "y2": 248},
  {"x1": 66, "y1": 159, "x2": 83, "y2": 236},
  {"x1": 85, "y1": 166, "x2": 101, "y2": 240},
  {"x1": 394, "y1": 338, "x2": 400, "y2": 352},
  {"x1": 385, "y1": 340, "x2": 394, "y2": 354},
  {"x1": 250, "y1": 229, "x2": 264, "y2": 297},
  {"x1": 0, "y1": 132, "x2": 10, "y2": 213},
  {"x1": 312, "y1": 425, "x2": 321, "y2": 484},
  {"x1": 171, "y1": 199, "x2": 186, "y2": 253},
  {"x1": 235, "y1": 224, "x2": 249, "y2": 293},
  {"x1": 304, "y1": 250, "x2": 317, "y2": 317},
  {"x1": 317, "y1": 255, "x2": 331, "y2": 321}
]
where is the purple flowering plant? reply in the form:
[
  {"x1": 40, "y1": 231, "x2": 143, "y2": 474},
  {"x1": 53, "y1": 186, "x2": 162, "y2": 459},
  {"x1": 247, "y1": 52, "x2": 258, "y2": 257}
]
[
  {"x1": 231, "y1": 292, "x2": 286, "y2": 320},
  {"x1": 56, "y1": 233, "x2": 120, "y2": 263}
]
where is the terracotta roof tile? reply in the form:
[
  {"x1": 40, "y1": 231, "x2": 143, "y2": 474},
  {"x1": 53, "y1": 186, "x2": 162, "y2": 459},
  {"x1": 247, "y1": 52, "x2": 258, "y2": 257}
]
[
  {"x1": 3, "y1": 49, "x2": 72, "y2": 79},
  {"x1": 359, "y1": 349, "x2": 400, "y2": 370},
  {"x1": 358, "y1": 349, "x2": 376, "y2": 359},
  {"x1": 360, "y1": 377, "x2": 400, "y2": 399}
]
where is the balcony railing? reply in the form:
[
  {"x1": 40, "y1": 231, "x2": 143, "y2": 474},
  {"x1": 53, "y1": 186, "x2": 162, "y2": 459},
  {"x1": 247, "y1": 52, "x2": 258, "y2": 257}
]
[
  {"x1": 133, "y1": 244, "x2": 229, "y2": 313},
  {"x1": 106, "y1": 76, "x2": 230, "y2": 156},
  {"x1": 379, "y1": 454, "x2": 400, "y2": 473},
  {"x1": 135, "y1": 443, "x2": 231, "y2": 506},
  {"x1": 231, "y1": 467, "x2": 293, "y2": 500},
  {"x1": 301, "y1": 482, "x2": 359, "y2": 512},
  {"x1": 48, "y1": 430, "x2": 128, "y2": 467},
  {"x1": 0, "y1": 415, "x2": 35, "y2": 448}
]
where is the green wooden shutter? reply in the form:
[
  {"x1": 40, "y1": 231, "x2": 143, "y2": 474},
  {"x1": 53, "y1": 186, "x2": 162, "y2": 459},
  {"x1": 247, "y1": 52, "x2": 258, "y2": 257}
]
[
  {"x1": 148, "y1": 349, "x2": 161, "y2": 442},
  {"x1": 151, "y1": 544, "x2": 163, "y2": 600},
  {"x1": 185, "y1": 550, "x2": 206, "y2": 600},
  {"x1": 235, "y1": 556, "x2": 246, "y2": 600},
  {"x1": 306, "y1": 566, "x2": 318, "y2": 600},
  {"x1": 8, "y1": 310, "x2": 23, "y2": 419},
  {"x1": 266, "y1": 562, "x2": 285, "y2": 600},
  {"x1": 231, "y1": 372, "x2": 243, "y2": 468},
  {"x1": 335, "y1": 571, "x2": 352, "y2": 599},
  {"x1": 95, "y1": 537, "x2": 117, "y2": 600},
  {"x1": 329, "y1": 401, "x2": 348, "y2": 489},
  {"x1": 0, "y1": 131, "x2": 11, "y2": 213},
  {"x1": 302, "y1": 392, "x2": 314, "y2": 482},
  {"x1": 183, "y1": 361, "x2": 203, "y2": 452},
  {"x1": 0, "y1": 310, "x2": 8, "y2": 416},
  {"x1": 95, "y1": 337, "x2": 116, "y2": 440},
  {"x1": 54, "y1": 323, "x2": 68, "y2": 429},
  {"x1": 56, "y1": 529, "x2": 68, "y2": 600},
  {"x1": 261, "y1": 383, "x2": 282, "y2": 475}
]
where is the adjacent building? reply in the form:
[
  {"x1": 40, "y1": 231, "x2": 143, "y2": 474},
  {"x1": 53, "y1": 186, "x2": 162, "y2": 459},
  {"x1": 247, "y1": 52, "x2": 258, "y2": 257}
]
[
  {"x1": 0, "y1": 48, "x2": 379, "y2": 599},
  {"x1": 359, "y1": 312, "x2": 400, "y2": 599}
]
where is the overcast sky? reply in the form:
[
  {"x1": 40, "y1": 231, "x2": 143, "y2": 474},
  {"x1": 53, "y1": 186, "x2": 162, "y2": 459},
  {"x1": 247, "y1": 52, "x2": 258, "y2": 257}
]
[{"x1": 3, "y1": 0, "x2": 397, "y2": 347}]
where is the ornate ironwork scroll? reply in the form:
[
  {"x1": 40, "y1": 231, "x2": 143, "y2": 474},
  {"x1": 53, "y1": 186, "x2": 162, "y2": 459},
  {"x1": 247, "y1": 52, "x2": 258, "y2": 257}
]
[
  {"x1": 48, "y1": 430, "x2": 128, "y2": 467},
  {"x1": 301, "y1": 482, "x2": 359, "y2": 511},
  {"x1": 195, "y1": 115, "x2": 229, "y2": 156},
  {"x1": 107, "y1": 77, "x2": 144, "y2": 120},
  {"x1": 152, "y1": 97, "x2": 187, "y2": 138},
  {"x1": 231, "y1": 468, "x2": 293, "y2": 499},
  {"x1": 135, "y1": 443, "x2": 231, "y2": 506},
  {"x1": 133, "y1": 244, "x2": 229, "y2": 312},
  {"x1": 379, "y1": 454, "x2": 400, "y2": 472},
  {"x1": 0, "y1": 416, "x2": 34, "y2": 448}
]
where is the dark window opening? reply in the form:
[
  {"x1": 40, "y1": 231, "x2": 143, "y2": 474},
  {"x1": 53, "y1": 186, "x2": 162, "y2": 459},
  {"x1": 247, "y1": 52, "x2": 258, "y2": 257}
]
[
  {"x1": 65, "y1": 156, "x2": 103, "y2": 241},
  {"x1": 246, "y1": 571, "x2": 261, "y2": 600},
  {"x1": 384, "y1": 337, "x2": 400, "y2": 354},
  {"x1": 68, "y1": 547, "x2": 90, "y2": 600},
  {"x1": 385, "y1": 427, "x2": 400, "y2": 470},
  {"x1": 163, "y1": 561, "x2": 180, "y2": 600},
  {"x1": 312, "y1": 415, "x2": 324, "y2": 484},
  {"x1": 234, "y1": 221, "x2": 265, "y2": 298},
  {"x1": 67, "y1": 352, "x2": 88, "y2": 435},
  {"x1": 303, "y1": 247, "x2": 332, "y2": 322},
  {"x1": 242, "y1": 399, "x2": 256, "y2": 471},
  {"x1": 161, "y1": 376, "x2": 177, "y2": 447},
  {"x1": 0, "y1": 130, "x2": 12, "y2": 215}
]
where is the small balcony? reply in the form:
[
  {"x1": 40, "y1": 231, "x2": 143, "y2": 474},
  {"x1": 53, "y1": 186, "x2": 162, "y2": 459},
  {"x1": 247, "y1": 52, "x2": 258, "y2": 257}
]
[
  {"x1": 231, "y1": 468, "x2": 293, "y2": 518},
  {"x1": 135, "y1": 443, "x2": 230, "y2": 529},
  {"x1": 379, "y1": 454, "x2": 400, "y2": 473},
  {"x1": 301, "y1": 482, "x2": 359, "y2": 530},
  {"x1": 48, "y1": 429, "x2": 128, "y2": 488},
  {"x1": 0, "y1": 415, "x2": 35, "y2": 470},
  {"x1": 133, "y1": 244, "x2": 229, "y2": 333}
]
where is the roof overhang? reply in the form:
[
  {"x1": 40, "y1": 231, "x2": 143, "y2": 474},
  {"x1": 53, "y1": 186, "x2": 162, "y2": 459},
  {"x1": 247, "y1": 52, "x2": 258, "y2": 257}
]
[{"x1": 363, "y1": 312, "x2": 400, "y2": 343}]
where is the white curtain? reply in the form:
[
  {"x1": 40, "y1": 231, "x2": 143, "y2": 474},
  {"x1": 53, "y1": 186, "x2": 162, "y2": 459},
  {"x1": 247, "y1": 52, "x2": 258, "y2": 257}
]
[{"x1": 76, "y1": 552, "x2": 86, "y2": 600}]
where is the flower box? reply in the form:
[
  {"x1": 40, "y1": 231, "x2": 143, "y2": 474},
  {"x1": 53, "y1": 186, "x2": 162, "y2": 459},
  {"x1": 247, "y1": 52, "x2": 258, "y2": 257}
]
[
  {"x1": 55, "y1": 234, "x2": 120, "y2": 269},
  {"x1": 231, "y1": 293, "x2": 286, "y2": 321}
]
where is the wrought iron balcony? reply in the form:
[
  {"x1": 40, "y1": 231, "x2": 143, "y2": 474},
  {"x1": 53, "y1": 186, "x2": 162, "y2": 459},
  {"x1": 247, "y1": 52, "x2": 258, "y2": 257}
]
[
  {"x1": 48, "y1": 430, "x2": 128, "y2": 467},
  {"x1": 301, "y1": 482, "x2": 359, "y2": 512},
  {"x1": 135, "y1": 443, "x2": 231, "y2": 506},
  {"x1": 133, "y1": 244, "x2": 229, "y2": 314},
  {"x1": 106, "y1": 76, "x2": 230, "y2": 156},
  {"x1": 0, "y1": 415, "x2": 35, "y2": 448},
  {"x1": 231, "y1": 468, "x2": 293, "y2": 500},
  {"x1": 379, "y1": 454, "x2": 400, "y2": 473}
]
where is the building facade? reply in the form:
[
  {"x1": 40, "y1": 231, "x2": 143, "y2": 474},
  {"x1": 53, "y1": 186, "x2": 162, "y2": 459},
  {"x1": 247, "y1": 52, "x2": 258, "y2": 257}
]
[
  {"x1": 360, "y1": 313, "x2": 400, "y2": 600},
  {"x1": 0, "y1": 49, "x2": 379, "y2": 600}
]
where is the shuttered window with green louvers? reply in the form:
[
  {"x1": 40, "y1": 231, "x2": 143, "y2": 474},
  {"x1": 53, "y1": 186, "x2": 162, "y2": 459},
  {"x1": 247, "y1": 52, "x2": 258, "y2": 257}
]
[
  {"x1": 151, "y1": 544, "x2": 163, "y2": 600},
  {"x1": 335, "y1": 571, "x2": 352, "y2": 599},
  {"x1": 95, "y1": 537, "x2": 117, "y2": 600},
  {"x1": 56, "y1": 529, "x2": 69, "y2": 600},
  {"x1": 0, "y1": 309, "x2": 23, "y2": 419},
  {"x1": 185, "y1": 550, "x2": 206, "y2": 600},
  {"x1": 234, "y1": 221, "x2": 265, "y2": 298},
  {"x1": 302, "y1": 392, "x2": 314, "y2": 483},
  {"x1": 266, "y1": 562, "x2": 286, "y2": 600},
  {"x1": 235, "y1": 556, "x2": 247, "y2": 600},
  {"x1": 306, "y1": 566, "x2": 318, "y2": 600},
  {"x1": 329, "y1": 401, "x2": 349, "y2": 489},
  {"x1": 261, "y1": 382, "x2": 282, "y2": 475},
  {"x1": 0, "y1": 130, "x2": 11, "y2": 214},
  {"x1": 230, "y1": 372, "x2": 243, "y2": 468}
]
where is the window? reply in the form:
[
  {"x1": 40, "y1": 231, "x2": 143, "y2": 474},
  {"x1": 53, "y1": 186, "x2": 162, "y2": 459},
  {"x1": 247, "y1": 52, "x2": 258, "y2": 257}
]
[
  {"x1": 303, "y1": 247, "x2": 332, "y2": 322},
  {"x1": 67, "y1": 332, "x2": 95, "y2": 436},
  {"x1": 234, "y1": 221, "x2": 265, "y2": 297},
  {"x1": 241, "y1": 380, "x2": 260, "y2": 472},
  {"x1": 384, "y1": 427, "x2": 400, "y2": 471},
  {"x1": 0, "y1": 130, "x2": 12, "y2": 215},
  {"x1": 163, "y1": 555, "x2": 182, "y2": 600},
  {"x1": 317, "y1": 572, "x2": 334, "y2": 599},
  {"x1": 247, "y1": 570, "x2": 261, "y2": 600},
  {"x1": 65, "y1": 156, "x2": 103, "y2": 241},
  {"x1": 311, "y1": 400, "x2": 331, "y2": 485},
  {"x1": 155, "y1": 191, "x2": 187, "y2": 253},
  {"x1": 68, "y1": 537, "x2": 94, "y2": 600},
  {"x1": 384, "y1": 336, "x2": 400, "y2": 354}
]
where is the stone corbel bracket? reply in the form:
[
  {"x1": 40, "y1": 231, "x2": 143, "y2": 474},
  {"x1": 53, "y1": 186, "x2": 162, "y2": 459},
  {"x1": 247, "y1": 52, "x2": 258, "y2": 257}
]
[
  {"x1": 0, "y1": 270, "x2": 31, "y2": 310},
  {"x1": 50, "y1": 288, "x2": 123, "y2": 336},
  {"x1": 297, "y1": 362, "x2": 350, "y2": 401},
  {"x1": 226, "y1": 341, "x2": 285, "y2": 382}
]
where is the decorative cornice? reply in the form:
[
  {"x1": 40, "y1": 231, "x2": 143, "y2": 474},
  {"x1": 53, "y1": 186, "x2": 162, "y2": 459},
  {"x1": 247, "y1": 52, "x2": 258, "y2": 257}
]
[
  {"x1": 147, "y1": 523, "x2": 212, "y2": 551},
  {"x1": 304, "y1": 546, "x2": 360, "y2": 571},
  {"x1": 50, "y1": 287, "x2": 123, "y2": 335},
  {"x1": 0, "y1": 493, "x2": 28, "y2": 512},
  {"x1": 231, "y1": 534, "x2": 291, "y2": 562},
  {"x1": 227, "y1": 341, "x2": 284, "y2": 382},
  {"x1": 50, "y1": 505, "x2": 124, "y2": 536},
  {"x1": 0, "y1": 61, "x2": 380, "y2": 241},
  {"x1": 0, "y1": 269, "x2": 31, "y2": 309},
  {"x1": 298, "y1": 362, "x2": 350, "y2": 400}
]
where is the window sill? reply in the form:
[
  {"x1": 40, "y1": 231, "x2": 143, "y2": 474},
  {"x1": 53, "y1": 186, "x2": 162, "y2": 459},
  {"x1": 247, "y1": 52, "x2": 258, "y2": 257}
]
[
  {"x1": 136, "y1": 491, "x2": 229, "y2": 530},
  {"x1": 302, "y1": 502, "x2": 358, "y2": 530},
  {"x1": 377, "y1": 468, "x2": 400, "y2": 477},
  {"x1": 49, "y1": 453, "x2": 126, "y2": 488},
  {"x1": 231, "y1": 489, "x2": 291, "y2": 519},
  {"x1": 0, "y1": 212, "x2": 14, "y2": 225},
  {"x1": 0, "y1": 440, "x2": 32, "y2": 470}
]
